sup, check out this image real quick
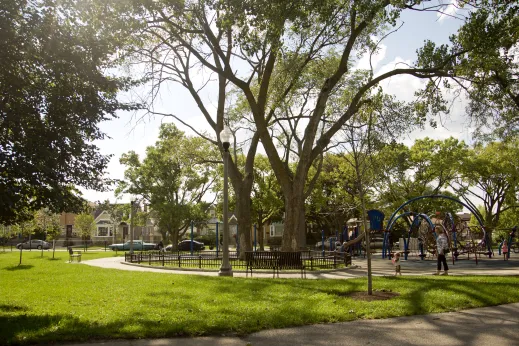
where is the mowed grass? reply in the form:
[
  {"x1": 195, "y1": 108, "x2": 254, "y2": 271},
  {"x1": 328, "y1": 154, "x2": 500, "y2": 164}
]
[{"x1": 2, "y1": 251, "x2": 519, "y2": 345}]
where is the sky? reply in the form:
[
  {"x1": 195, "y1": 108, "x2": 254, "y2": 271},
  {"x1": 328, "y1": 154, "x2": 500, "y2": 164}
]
[{"x1": 80, "y1": 1, "x2": 473, "y2": 204}]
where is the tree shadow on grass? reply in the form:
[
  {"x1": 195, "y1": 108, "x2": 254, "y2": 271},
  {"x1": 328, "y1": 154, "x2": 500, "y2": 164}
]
[
  {"x1": 4, "y1": 265, "x2": 33, "y2": 271},
  {"x1": 0, "y1": 304, "x2": 28, "y2": 312}
]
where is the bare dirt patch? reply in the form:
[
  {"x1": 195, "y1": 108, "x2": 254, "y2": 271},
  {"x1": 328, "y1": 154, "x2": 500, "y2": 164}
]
[{"x1": 347, "y1": 290, "x2": 400, "y2": 301}]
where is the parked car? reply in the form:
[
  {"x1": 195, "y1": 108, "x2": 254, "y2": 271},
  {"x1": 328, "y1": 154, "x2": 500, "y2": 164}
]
[
  {"x1": 315, "y1": 237, "x2": 338, "y2": 250},
  {"x1": 165, "y1": 240, "x2": 205, "y2": 251},
  {"x1": 108, "y1": 240, "x2": 158, "y2": 251},
  {"x1": 16, "y1": 240, "x2": 51, "y2": 250}
]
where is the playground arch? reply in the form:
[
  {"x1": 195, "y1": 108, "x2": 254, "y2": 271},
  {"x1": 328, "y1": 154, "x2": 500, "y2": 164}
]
[
  {"x1": 383, "y1": 195, "x2": 491, "y2": 260},
  {"x1": 386, "y1": 194, "x2": 485, "y2": 230}
]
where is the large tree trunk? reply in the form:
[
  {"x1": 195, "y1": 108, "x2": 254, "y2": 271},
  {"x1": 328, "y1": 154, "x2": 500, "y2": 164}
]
[
  {"x1": 234, "y1": 184, "x2": 253, "y2": 259},
  {"x1": 281, "y1": 191, "x2": 306, "y2": 251}
]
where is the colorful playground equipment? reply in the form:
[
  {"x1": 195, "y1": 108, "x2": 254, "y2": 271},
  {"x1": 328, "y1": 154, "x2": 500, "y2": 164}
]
[{"x1": 383, "y1": 195, "x2": 494, "y2": 265}]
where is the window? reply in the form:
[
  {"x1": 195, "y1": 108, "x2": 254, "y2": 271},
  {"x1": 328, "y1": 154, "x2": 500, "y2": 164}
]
[{"x1": 97, "y1": 226, "x2": 113, "y2": 237}]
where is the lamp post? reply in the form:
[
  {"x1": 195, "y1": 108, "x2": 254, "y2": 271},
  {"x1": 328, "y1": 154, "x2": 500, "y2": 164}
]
[
  {"x1": 130, "y1": 197, "x2": 135, "y2": 254},
  {"x1": 219, "y1": 126, "x2": 233, "y2": 277}
]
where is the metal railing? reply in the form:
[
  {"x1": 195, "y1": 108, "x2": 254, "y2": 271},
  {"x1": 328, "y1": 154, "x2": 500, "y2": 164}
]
[{"x1": 124, "y1": 250, "x2": 352, "y2": 271}]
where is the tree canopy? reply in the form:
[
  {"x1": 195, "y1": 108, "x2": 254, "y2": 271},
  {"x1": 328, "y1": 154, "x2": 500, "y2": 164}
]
[
  {"x1": 118, "y1": 123, "x2": 218, "y2": 248},
  {"x1": 0, "y1": 0, "x2": 139, "y2": 224}
]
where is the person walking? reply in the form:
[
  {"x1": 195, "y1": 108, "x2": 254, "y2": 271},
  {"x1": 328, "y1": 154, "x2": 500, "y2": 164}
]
[
  {"x1": 502, "y1": 240, "x2": 509, "y2": 261},
  {"x1": 434, "y1": 228, "x2": 449, "y2": 275},
  {"x1": 392, "y1": 252, "x2": 402, "y2": 276}
]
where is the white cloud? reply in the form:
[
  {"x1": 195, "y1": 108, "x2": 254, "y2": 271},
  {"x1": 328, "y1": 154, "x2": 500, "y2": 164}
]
[
  {"x1": 355, "y1": 43, "x2": 387, "y2": 71},
  {"x1": 375, "y1": 57, "x2": 473, "y2": 144},
  {"x1": 437, "y1": 0, "x2": 459, "y2": 22}
]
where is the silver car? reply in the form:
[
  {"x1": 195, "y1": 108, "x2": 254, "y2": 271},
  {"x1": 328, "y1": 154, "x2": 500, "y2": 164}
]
[{"x1": 16, "y1": 240, "x2": 51, "y2": 250}]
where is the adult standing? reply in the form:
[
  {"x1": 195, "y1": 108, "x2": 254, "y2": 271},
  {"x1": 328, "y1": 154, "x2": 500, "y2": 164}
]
[{"x1": 435, "y1": 228, "x2": 449, "y2": 275}]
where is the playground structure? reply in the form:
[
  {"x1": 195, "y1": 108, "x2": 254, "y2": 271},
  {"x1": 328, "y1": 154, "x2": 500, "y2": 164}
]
[{"x1": 383, "y1": 195, "x2": 494, "y2": 265}]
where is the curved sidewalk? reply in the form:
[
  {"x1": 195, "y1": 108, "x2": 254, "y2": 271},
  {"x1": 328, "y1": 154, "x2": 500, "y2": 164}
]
[
  {"x1": 60, "y1": 303, "x2": 519, "y2": 345},
  {"x1": 82, "y1": 255, "x2": 519, "y2": 279}
]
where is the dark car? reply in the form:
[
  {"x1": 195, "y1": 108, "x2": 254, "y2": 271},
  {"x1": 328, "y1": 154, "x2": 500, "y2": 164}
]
[
  {"x1": 165, "y1": 240, "x2": 205, "y2": 251},
  {"x1": 16, "y1": 239, "x2": 51, "y2": 250}
]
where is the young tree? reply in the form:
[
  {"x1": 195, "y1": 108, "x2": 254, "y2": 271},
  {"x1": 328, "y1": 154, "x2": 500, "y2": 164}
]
[
  {"x1": 74, "y1": 214, "x2": 96, "y2": 251},
  {"x1": 118, "y1": 124, "x2": 217, "y2": 250},
  {"x1": 34, "y1": 209, "x2": 61, "y2": 258},
  {"x1": 11, "y1": 216, "x2": 37, "y2": 265},
  {"x1": 0, "y1": 0, "x2": 139, "y2": 225}
]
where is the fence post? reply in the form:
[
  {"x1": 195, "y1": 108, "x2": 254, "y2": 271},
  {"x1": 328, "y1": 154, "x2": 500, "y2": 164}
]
[
  {"x1": 321, "y1": 230, "x2": 325, "y2": 256},
  {"x1": 104, "y1": 240, "x2": 107, "y2": 252},
  {"x1": 216, "y1": 222, "x2": 219, "y2": 256},
  {"x1": 333, "y1": 252, "x2": 337, "y2": 269},
  {"x1": 310, "y1": 256, "x2": 313, "y2": 271},
  {"x1": 254, "y1": 224, "x2": 257, "y2": 252},
  {"x1": 190, "y1": 221, "x2": 194, "y2": 255},
  {"x1": 199, "y1": 255, "x2": 202, "y2": 268},
  {"x1": 178, "y1": 255, "x2": 181, "y2": 268}
]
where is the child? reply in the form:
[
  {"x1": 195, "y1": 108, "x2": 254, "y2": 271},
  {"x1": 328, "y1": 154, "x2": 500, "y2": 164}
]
[
  {"x1": 502, "y1": 240, "x2": 509, "y2": 261},
  {"x1": 392, "y1": 252, "x2": 402, "y2": 276}
]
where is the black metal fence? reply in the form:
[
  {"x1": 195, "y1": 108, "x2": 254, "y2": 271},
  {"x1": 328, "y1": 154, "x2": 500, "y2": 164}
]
[{"x1": 124, "y1": 250, "x2": 352, "y2": 271}]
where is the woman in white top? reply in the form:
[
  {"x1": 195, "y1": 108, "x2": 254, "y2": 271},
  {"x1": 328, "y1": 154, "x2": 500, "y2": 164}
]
[{"x1": 435, "y1": 228, "x2": 449, "y2": 275}]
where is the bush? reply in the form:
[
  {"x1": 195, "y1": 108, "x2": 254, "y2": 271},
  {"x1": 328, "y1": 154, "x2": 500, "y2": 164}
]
[{"x1": 194, "y1": 234, "x2": 216, "y2": 247}]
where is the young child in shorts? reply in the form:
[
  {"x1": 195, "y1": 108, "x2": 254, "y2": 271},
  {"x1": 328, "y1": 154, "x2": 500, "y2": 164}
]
[{"x1": 392, "y1": 252, "x2": 402, "y2": 276}]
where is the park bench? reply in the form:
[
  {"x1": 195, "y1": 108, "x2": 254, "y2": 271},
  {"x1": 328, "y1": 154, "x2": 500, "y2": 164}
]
[
  {"x1": 68, "y1": 247, "x2": 82, "y2": 263},
  {"x1": 245, "y1": 251, "x2": 306, "y2": 278}
]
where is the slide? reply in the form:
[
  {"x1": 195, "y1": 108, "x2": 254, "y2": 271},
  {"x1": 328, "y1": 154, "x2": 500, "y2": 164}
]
[{"x1": 342, "y1": 232, "x2": 366, "y2": 248}]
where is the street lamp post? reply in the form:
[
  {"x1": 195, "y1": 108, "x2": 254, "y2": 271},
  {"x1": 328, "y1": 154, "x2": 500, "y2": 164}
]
[
  {"x1": 130, "y1": 197, "x2": 135, "y2": 255},
  {"x1": 219, "y1": 126, "x2": 233, "y2": 277}
]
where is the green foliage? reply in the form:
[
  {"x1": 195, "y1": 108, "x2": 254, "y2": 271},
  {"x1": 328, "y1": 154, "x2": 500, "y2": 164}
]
[
  {"x1": 0, "y1": 0, "x2": 141, "y2": 225},
  {"x1": 34, "y1": 209, "x2": 61, "y2": 240},
  {"x1": 416, "y1": 2, "x2": 519, "y2": 139},
  {"x1": 195, "y1": 232, "x2": 217, "y2": 247},
  {"x1": 376, "y1": 137, "x2": 467, "y2": 216},
  {"x1": 118, "y1": 124, "x2": 217, "y2": 247},
  {"x1": 251, "y1": 155, "x2": 284, "y2": 226},
  {"x1": 455, "y1": 139, "x2": 519, "y2": 230},
  {"x1": 74, "y1": 214, "x2": 96, "y2": 240},
  {"x1": 10, "y1": 217, "x2": 37, "y2": 238}
]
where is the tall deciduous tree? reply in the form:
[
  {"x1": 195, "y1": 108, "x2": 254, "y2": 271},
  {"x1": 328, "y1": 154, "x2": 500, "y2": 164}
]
[
  {"x1": 453, "y1": 139, "x2": 519, "y2": 239},
  {"x1": 376, "y1": 137, "x2": 468, "y2": 214},
  {"x1": 144, "y1": 1, "x2": 498, "y2": 249},
  {"x1": 251, "y1": 155, "x2": 284, "y2": 250},
  {"x1": 118, "y1": 124, "x2": 217, "y2": 249},
  {"x1": 0, "y1": 0, "x2": 139, "y2": 225},
  {"x1": 446, "y1": 2, "x2": 519, "y2": 139}
]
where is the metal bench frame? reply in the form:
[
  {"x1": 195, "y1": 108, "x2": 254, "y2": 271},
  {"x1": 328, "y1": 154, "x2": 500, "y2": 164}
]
[
  {"x1": 245, "y1": 251, "x2": 306, "y2": 278},
  {"x1": 68, "y1": 247, "x2": 82, "y2": 263}
]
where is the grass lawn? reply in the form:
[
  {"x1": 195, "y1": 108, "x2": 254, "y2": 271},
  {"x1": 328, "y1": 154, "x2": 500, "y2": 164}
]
[{"x1": 2, "y1": 251, "x2": 519, "y2": 345}]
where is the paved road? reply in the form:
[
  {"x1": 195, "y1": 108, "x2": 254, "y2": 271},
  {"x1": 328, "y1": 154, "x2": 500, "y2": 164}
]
[
  {"x1": 82, "y1": 255, "x2": 519, "y2": 279},
  {"x1": 60, "y1": 303, "x2": 519, "y2": 346}
]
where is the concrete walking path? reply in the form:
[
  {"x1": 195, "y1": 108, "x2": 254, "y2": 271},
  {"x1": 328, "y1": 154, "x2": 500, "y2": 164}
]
[
  {"x1": 60, "y1": 303, "x2": 519, "y2": 346},
  {"x1": 82, "y1": 255, "x2": 519, "y2": 279}
]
